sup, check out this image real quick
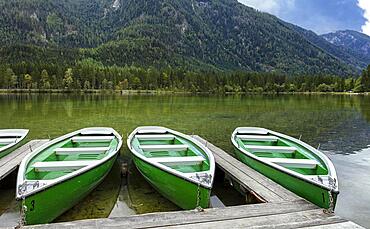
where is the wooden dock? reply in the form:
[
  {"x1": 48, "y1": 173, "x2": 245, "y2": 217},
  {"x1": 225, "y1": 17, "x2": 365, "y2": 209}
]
[
  {"x1": 4, "y1": 137, "x2": 362, "y2": 228},
  {"x1": 193, "y1": 136, "x2": 300, "y2": 203},
  {"x1": 0, "y1": 139, "x2": 49, "y2": 181}
]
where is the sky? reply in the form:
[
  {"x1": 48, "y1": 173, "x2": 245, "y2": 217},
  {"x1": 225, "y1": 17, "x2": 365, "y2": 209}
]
[{"x1": 238, "y1": 0, "x2": 370, "y2": 35}]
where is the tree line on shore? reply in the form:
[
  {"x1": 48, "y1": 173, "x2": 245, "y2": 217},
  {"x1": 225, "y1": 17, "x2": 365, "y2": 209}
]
[{"x1": 0, "y1": 59, "x2": 369, "y2": 93}]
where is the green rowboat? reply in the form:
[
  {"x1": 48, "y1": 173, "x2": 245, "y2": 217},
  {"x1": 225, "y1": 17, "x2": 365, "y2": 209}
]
[
  {"x1": 231, "y1": 127, "x2": 339, "y2": 210},
  {"x1": 0, "y1": 129, "x2": 29, "y2": 159},
  {"x1": 16, "y1": 127, "x2": 122, "y2": 225},
  {"x1": 127, "y1": 126, "x2": 215, "y2": 210}
]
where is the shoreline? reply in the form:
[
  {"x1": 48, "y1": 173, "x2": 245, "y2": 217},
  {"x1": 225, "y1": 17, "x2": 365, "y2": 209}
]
[{"x1": 0, "y1": 89, "x2": 368, "y2": 96}]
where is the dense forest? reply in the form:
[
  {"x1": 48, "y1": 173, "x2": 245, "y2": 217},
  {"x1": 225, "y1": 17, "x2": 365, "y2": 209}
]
[
  {"x1": 0, "y1": 60, "x2": 369, "y2": 93},
  {"x1": 0, "y1": 0, "x2": 369, "y2": 93},
  {"x1": 0, "y1": 0, "x2": 361, "y2": 75}
]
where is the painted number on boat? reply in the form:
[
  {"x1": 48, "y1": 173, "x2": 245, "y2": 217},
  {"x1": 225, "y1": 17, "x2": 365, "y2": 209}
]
[{"x1": 30, "y1": 200, "x2": 35, "y2": 211}]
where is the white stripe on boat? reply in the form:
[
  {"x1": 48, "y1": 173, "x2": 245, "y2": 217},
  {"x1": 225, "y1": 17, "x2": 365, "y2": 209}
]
[
  {"x1": 149, "y1": 156, "x2": 205, "y2": 166},
  {"x1": 140, "y1": 145, "x2": 188, "y2": 152},
  {"x1": 137, "y1": 129, "x2": 167, "y2": 134},
  {"x1": 71, "y1": 136, "x2": 114, "y2": 143},
  {"x1": 33, "y1": 161, "x2": 96, "y2": 172},
  {"x1": 80, "y1": 130, "x2": 113, "y2": 135},
  {"x1": 0, "y1": 133, "x2": 23, "y2": 137},
  {"x1": 246, "y1": 145, "x2": 296, "y2": 153},
  {"x1": 263, "y1": 158, "x2": 319, "y2": 169},
  {"x1": 55, "y1": 147, "x2": 110, "y2": 155},
  {"x1": 237, "y1": 129, "x2": 268, "y2": 135},
  {"x1": 237, "y1": 135, "x2": 278, "y2": 142},
  {"x1": 135, "y1": 134, "x2": 175, "y2": 141},
  {"x1": 0, "y1": 138, "x2": 18, "y2": 144}
]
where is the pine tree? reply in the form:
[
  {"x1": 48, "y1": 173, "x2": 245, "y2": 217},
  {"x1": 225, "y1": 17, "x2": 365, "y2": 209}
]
[
  {"x1": 40, "y1": 69, "x2": 50, "y2": 89},
  {"x1": 24, "y1": 74, "x2": 32, "y2": 89},
  {"x1": 63, "y1": 68, "x2": 74, "y2": 89}
]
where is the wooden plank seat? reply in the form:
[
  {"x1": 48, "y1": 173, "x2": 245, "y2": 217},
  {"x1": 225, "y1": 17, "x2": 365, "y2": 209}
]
[
  {"x1": 33, "y1": 160, "x2": 95, "y2": 172},
  {"x1": 237, "y1": 135, "x2": 278, "y2": 142},
  {"x1": 0, "y1": 138, "x2": 17, "y2": 144},
  {"x1": 135, "y1": 134, "x2": 175, "y2": 141},
  {"x1": 149, "y1": 156, "x2": 205, "y2": 166},
  {"x1": 55, "y1": 147, "x2": 109, "y2": 155},
  {"x1": 246, "y1": 145, "x2": 296, "y2": 154},
  {"x1": 140, "y1": 144, "x2": 188, "y2": 152},
  {"x1": 71, "y1": 136, "x2": 114, "y2": 143},
  {"x1": 263, "y1": 158, "x2": 319, "y2": 169}
]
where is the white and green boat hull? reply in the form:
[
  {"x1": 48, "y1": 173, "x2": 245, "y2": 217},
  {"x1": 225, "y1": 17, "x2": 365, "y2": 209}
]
[
  {"x1": 17, "y1": 127, "x2": 122, "y2": 225},
  {"x1": 21, "y1": 155, "x2": 117, "y2": 225}
]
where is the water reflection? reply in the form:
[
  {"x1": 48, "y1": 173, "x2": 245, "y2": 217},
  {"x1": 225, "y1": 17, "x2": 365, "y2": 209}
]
[{"x1": 0, "y1": 94, "x2": 369, "y2": 227}]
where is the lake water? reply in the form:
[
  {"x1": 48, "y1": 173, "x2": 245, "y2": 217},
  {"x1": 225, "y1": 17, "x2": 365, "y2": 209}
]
[{"x1": 0, "y1": 94, "x2": 369, "y2": 227}]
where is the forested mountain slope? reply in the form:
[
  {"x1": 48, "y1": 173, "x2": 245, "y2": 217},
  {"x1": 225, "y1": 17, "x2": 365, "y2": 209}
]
[{"x1": 0, "y1": 0, "x2": 359, "y2": 75}]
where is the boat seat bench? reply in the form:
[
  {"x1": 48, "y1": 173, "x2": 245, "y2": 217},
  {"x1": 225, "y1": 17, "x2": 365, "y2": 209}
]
[
  {"x1": 33, "y1": 160, "x2": 96, "y2": 172},
  {"x1": 150, "y1": 156, "x2": 205, "y2": 166},
  {"x1": 55, "y1": 147, "x2": 109, "y2": 155},
  {"x1": 136, "y1": 134, "x2": 175, "y2": 141},
  {"x1": 246, "y1": 145, "x2": 296, "y2": 154},
  {"x1": 72, "y1": 136, "x2": 114, "y2": 143},
  {"x1": 237, "y1": 135, "x2": 278, "y2": 142},
  {"x1": 263, "y1": 158, "x2": 319, "y2": 169},
  {"x1": 140, "y1": 144, "x2": 188, "y2": 152},
  {"x1": 0, "y1": 138, "x2": 17, "y2": 144}
]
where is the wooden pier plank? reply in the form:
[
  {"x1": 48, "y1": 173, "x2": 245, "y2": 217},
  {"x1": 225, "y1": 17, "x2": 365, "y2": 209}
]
[
  {"x1": 160, "y1": 210, "x2": 346, "y2": 229},
  {"x1": 193, "y1": 135, "x2": 300, "y2": 202},
  {"x1": 0, "y1": 139, "x2": 49, "y2": 180},
  {"x1": 303, "y1": 221, "x2": 365, "y2": 229},
  {"x1": 28, "y1": 200, "x2": 317, "y2": 228}
]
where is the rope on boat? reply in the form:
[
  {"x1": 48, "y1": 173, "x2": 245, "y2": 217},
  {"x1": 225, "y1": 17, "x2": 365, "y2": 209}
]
[
  {"x1": 324, "y1": 189, "x2": 335, "y2": 214},
  {"x1": 194, "y1": 172, "x2": 213, "y2": 212},
  {"x1": 324, "y1": 177, "x2": 337, "y2": 214},
  {"x1": 19, "y1": 196, "x2": 27, "y2": 227},
  {"x1": 195, "y1": 181, "x2": 202, "y2": 212}
]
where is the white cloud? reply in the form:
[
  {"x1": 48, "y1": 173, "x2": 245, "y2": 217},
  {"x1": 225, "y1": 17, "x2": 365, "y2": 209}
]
[
  {"x1": 358, "y1": 0, "x2": 370, "y2": 35},
  {"x1": 238, "y1": 0, "x2": 295, "y2": 16}
]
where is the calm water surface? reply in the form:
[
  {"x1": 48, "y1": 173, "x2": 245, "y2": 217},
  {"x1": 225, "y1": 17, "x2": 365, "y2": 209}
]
[{"x1": 0, "y1": 94, "x2": 369, "y2": 227}]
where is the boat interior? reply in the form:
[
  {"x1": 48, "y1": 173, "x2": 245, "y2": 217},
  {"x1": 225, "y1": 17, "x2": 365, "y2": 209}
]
[
  {"x1": 0, "y1": 132, "x2": 23, "y2": 151},
  {"x1": 235, "y1": 131, "x2": 328, "y2": 176},
  {"x1": 132, "y1": 133, "x2": 210, "y2": 174},
  {"x1": 25, "y1": 133, "x2": 119, "y2": 181}
]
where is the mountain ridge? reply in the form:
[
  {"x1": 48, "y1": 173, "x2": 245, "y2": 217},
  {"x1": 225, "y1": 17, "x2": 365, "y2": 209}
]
[
  {"x1": 321, "y1": 30, "x2": 370, "y2": 67},
  {"x1": 0, "y1": 0, "x2": 362, "y2": 75}
]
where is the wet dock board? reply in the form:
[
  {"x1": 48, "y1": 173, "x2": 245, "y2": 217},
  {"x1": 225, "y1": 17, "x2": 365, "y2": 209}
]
[{"x1": 0, "y1": 139, "x2": 49, "y2": 181}]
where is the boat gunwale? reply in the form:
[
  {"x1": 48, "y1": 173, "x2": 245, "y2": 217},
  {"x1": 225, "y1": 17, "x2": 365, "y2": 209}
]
[
  {"x1": 231, "y1": 127, "x2": 339, "y2": 193},
  {"x1": 127, "y1": 126, "x2": 215, "y2": 189},
  {"x1": 0, "y1": 129, "x2": 29, "y2": 154},
  {"x1": 16, "y1": 127, "x2": 122, "y2": 199}
]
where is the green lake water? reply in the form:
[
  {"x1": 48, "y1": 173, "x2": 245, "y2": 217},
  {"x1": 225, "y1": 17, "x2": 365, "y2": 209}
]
[{"x1": 0, "y1": 94, "x2": 369, "y2": 227}]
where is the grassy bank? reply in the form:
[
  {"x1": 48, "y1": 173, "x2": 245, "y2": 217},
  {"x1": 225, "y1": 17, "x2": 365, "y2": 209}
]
[
  {"x1": 0, "y1": 89, "x2": 191, "y2": 95},
  {"x1": 0, "y1": 88, "x2": 369, "y2": 96}
]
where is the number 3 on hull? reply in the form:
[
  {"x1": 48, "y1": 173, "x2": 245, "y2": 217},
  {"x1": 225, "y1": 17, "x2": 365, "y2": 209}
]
[{"x1": 16, "y1": 127, "x2": 122, "y2": 225}]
